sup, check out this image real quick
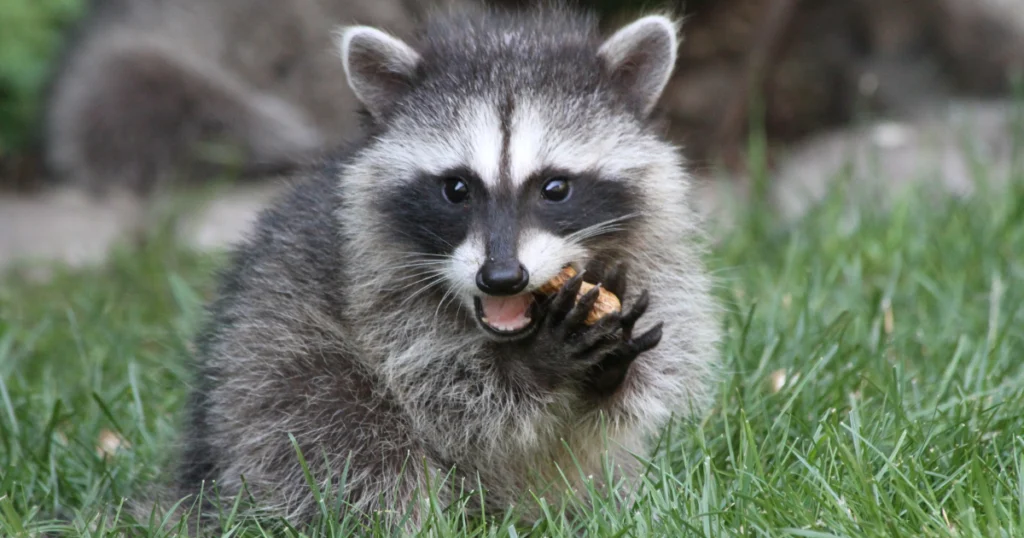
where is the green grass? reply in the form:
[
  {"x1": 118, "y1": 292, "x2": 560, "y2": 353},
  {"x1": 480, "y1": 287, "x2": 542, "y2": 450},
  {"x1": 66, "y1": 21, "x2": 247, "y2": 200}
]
[{"x1": 1, "y1": 168, "x2": 1022, "y2": 537}]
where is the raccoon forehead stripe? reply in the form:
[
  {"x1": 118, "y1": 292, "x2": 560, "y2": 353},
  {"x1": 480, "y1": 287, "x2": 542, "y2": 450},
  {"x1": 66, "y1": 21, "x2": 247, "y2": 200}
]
[
  {"x1": 507, "y1": 100, "x2": 640, "y2": 185},
  {"x1": 513, "y1": 99, "x2": 650, "y2": 181},
  {"x1": 465, "y1": 100, "x2": 503, "y2": 187},
  {"x1": 508, "y1": 102, "x2": 545, "y2": 186}
]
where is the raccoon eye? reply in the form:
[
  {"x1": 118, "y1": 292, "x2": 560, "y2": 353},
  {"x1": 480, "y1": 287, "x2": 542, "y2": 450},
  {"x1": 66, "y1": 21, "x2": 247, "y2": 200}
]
[
  {"x1": 541, "y1": 177, "x2": 571, "y2": 202},
  {"x1": 442, "y1": 177, "x2": 469, "y2": 204}
]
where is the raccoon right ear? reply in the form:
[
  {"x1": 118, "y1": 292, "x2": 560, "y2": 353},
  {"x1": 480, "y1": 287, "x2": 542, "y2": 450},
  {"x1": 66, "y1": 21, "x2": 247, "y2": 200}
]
[
  {"x1": 335, "y1": 26, "x2": 421, "y2": 120},
  {"x1": 598, "y1": 15, "x2": 680, "y2": 117}
]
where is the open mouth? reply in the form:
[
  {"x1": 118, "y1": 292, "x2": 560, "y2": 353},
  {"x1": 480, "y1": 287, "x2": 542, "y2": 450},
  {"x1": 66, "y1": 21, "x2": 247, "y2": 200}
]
[{"x1": 473, "y1": 293, "x2": 540, "y2": 339}]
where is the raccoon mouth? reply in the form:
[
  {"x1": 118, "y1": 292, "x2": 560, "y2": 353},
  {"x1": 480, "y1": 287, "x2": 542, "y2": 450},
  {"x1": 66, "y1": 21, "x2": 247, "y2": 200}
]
[{"x1": 473, "y1": 294, "x2": 539, "y2": 338}]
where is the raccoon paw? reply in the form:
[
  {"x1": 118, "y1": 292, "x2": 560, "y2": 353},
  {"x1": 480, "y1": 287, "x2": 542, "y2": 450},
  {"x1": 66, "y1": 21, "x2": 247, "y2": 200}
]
[
  {"x1": 537, "y1": 264, "x2": 661, "y2": 395},
  {"x1": 584, "y1": 290, "x2": 663, "y2": 396}
]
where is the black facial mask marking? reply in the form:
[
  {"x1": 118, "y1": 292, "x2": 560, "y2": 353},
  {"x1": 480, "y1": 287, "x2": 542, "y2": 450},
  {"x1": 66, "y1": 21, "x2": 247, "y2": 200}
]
[
  {"x1": 380, "y1": 167, "x2": 641, "y2": 261},
  {"x1": 528, "y1": 167, "x2": 640, "y2": 239},
  {"x1": 379, "y1": 167, "x2": 479, "y2": 256}
]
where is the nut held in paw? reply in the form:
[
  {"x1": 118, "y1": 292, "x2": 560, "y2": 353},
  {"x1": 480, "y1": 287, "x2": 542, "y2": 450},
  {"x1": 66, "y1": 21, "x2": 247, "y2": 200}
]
[{"x1": 538, "y1": 266, "x2": 622, "y2": 324}]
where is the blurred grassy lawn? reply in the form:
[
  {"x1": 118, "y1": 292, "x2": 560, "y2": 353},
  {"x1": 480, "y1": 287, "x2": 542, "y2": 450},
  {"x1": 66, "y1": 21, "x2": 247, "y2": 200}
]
[{"x1": 0, "y1": 162, "x2": 1021, "y2": 536}]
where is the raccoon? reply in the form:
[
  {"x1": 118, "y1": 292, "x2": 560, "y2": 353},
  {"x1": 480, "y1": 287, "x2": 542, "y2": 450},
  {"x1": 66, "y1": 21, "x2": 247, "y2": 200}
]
[
  {"x1": 156, "y1": 5, "x2": 721, "y2": 532},
  {"x1": 43, "y1": 0, "x2": 465, "y2": 195}
]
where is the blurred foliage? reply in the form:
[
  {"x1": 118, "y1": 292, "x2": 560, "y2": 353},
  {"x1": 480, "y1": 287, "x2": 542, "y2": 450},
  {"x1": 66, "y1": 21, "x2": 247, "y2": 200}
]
[{"x1": 0, "y1": 0, "x2": 83, "y2": 157}]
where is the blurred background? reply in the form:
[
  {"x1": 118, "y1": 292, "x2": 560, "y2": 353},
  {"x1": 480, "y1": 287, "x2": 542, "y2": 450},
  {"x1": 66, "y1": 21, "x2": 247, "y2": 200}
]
[{"x1": 1, "y1": 0, "x2": 1023, "y2": 272}]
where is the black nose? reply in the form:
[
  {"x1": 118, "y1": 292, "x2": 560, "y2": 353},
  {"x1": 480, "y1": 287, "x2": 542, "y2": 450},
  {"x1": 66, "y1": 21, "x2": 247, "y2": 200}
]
[{"x1": 476, "y1": 260, "x2": 530, "y2": 295}]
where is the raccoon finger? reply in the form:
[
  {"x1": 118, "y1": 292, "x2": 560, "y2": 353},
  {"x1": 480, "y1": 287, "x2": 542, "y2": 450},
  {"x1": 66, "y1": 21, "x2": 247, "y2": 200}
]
[
  {"x1": 600, "y1": 261, "x2": 629, "y2": 299},
  {"x1": 582, "y1": 258, "x2": 605, "y2": 277},
  {"x1": 547, "y1": 272, "x2": 585, "y2": 326},
  {"x1": 564, "y1": 284, "x2": 603, "y2": 331},
  {"x1": 629, "y1": 322, "x2": 663, "y2": 354},
  {"x1": 581, "y1": 259, "x2": 627, "y2": 299},
  {"x1": 599, "y1": 321, "x2": 663, "y2": 370},
  {"x1": 620, "y1": 290, "x2": 651, "y2": 340}
]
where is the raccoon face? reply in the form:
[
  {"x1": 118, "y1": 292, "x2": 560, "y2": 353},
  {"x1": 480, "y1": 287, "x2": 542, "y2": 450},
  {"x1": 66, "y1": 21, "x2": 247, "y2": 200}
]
[
  {"x1": 338, "y1": 12, "x2": 680, "y2": 341},
  {"x1": 377, "y1": 161, "x2": 641, "y2": 340}
]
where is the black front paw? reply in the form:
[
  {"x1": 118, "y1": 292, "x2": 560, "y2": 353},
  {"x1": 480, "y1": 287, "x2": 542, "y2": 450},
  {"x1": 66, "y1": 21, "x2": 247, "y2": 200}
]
[{"x1": 535, "y1": 263, "x2": 663, "y2": 395}]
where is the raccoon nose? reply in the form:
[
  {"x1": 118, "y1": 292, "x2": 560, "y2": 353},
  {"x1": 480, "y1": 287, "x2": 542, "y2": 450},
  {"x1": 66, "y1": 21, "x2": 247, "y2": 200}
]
[{"x1": 476, "y1": 260, "x2": 530, "y2": 295}]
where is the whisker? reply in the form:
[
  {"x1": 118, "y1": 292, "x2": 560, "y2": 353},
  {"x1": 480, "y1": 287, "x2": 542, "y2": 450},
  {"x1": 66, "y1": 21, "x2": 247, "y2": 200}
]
[
  {"x1": 388, "y1": 260, "x2": 451, "y2": 271},
  {"x1": 565, "y1": 212, "x2": 644, "y2": 243},
  {"x1": 385, "y1": 271, "x2": 447, "y2": 294},
  {"x1": 390, "y1": 251, "x2": 451, "y2": 259},
  {"x1": 434, "y1": 286, "x2": 458, "y2": 319},
  {"x1": 397, "y1": 274, "x2": 449, "y2": 309},
  {"x1": 372, "y1": 222, "x2": 457, "y2": 253},
  {"x1": 416, "y1": 225, "x2": 456, "y2": 249},
  {"x1": 569, "y1": 225, "x2": 627, "y2": 242},
  {"x1": 447, "y1": 292, "x2": 465, "y2": 315}
]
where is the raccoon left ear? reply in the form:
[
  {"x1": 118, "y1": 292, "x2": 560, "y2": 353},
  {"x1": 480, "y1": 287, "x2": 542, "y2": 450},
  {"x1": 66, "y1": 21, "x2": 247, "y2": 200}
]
[
  {"x1": 598, "y1": 15, "x2": 680, "y2": 117},
  {"x1": 335, "y1": 26, "x2": 421, "y2": 120}
]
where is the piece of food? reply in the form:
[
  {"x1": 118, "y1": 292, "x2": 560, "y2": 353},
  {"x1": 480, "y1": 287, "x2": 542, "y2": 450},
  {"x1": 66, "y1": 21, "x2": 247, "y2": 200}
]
[{"x1": 538, "y1": 266, "x2": 621, "y2": 324}]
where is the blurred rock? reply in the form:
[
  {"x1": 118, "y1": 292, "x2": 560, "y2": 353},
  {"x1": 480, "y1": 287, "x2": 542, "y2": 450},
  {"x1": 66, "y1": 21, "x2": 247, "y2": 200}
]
[
  {"x1": 0, "y1": 181, "x2": 288, "y2": 276},
  {"x1": 768, "y1": 99, "x2": 1021, "y2": 222},
  {"x1": 43, "y1": 0, "x2": 465, "y2": 195},
  {"x1": 692, "y1": 99, "x2": 1022, "y2": 236}
]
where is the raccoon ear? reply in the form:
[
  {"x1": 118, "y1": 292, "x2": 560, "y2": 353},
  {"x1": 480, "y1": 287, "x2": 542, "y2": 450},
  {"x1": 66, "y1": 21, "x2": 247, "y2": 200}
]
[
  {"x1": 336, "y1": 26, "x2": 421, "y2": 120},
  {"x1": 598, "y1": 15, "x2": 680, "y2": 116}
]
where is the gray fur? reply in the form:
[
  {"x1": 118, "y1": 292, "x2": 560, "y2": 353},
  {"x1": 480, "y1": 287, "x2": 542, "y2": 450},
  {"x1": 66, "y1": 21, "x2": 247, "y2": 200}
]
[
  {"x1": 155, "y1": 5, "x2": 721, "y2": 532},
  {"x1": 44, "y1": 0, "x2": 464, "y2": 195}
]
